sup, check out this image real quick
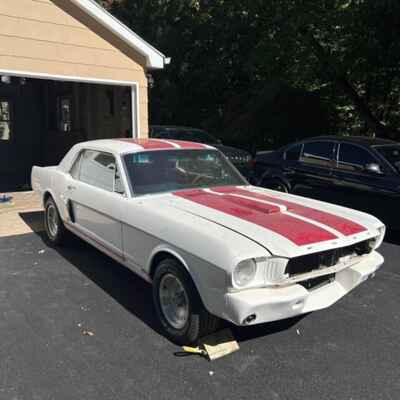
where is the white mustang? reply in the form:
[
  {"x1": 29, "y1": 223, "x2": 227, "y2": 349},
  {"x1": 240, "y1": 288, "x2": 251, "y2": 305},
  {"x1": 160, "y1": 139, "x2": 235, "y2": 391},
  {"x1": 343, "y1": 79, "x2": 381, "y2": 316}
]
[{"x1": 32, "y1": 139, "x2": 385, "y2": 344}]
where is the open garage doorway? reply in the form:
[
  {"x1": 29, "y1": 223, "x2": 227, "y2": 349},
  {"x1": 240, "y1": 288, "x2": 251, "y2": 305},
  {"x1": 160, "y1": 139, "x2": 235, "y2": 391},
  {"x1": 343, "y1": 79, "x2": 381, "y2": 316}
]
[{"x1": 0, "y1": 75, "x2": 138, "y2": 191}]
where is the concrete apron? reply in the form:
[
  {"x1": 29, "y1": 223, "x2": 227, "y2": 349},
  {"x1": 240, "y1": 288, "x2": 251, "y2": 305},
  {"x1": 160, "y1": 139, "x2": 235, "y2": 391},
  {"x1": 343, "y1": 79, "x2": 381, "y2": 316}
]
[{"x1": 0, "y1": 192, "x2": 43, "y2": 237}]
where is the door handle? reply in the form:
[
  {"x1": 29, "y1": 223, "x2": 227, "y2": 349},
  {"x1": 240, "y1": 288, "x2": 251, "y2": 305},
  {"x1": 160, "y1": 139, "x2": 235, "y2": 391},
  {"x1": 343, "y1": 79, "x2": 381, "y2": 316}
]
[{"x1": 67, "y1": 185, "x2": 76, "y2": 191}]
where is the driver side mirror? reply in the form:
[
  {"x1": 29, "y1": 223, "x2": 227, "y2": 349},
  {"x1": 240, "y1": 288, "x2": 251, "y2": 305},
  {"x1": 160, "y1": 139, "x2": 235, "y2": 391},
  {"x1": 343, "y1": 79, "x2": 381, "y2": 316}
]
[{"x1": 364, "y1": 163, "x2": 383, "y2": 175}]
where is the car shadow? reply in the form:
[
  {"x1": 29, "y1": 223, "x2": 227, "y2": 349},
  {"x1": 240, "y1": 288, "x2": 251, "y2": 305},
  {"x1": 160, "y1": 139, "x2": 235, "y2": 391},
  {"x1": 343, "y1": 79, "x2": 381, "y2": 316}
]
[
  {"x1": 35, "y1": 230, "x2": 162, "y2": 335},
  {"x1": 19, "y1": 211, "x2": 44, "y2": 233},
  {"x1": 32, "y1": 230, "x2": 306, "y2": 345}
]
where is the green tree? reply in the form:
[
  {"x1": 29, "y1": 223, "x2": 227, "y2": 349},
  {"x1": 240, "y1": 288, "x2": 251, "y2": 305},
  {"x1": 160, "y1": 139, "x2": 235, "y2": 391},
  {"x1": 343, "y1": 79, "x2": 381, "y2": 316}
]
[{"x1": 110, "y1": 0, "x2": 400, "y2": 148}]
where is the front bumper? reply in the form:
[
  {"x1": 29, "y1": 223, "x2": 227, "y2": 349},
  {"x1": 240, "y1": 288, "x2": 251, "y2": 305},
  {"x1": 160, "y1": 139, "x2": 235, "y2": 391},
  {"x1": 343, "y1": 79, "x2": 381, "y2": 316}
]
[{"x1": 224, "y1": 251, "x2": 384, "y2": 326}]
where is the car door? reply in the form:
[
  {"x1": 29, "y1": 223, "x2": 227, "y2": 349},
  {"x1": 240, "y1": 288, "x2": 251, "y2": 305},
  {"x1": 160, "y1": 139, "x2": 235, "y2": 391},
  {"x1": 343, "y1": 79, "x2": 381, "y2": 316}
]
[
  {"x1": 65, "y1": 149, "x2": 126, "y2": 260},
  {"x1": 294, "y1": 140, "x2": 336, "y2": 188}
]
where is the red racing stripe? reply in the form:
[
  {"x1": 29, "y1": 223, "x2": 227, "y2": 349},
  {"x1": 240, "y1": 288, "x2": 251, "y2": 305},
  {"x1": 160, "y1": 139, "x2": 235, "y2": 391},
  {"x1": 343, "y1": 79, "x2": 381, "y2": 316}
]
[
  {"x1": 117, "y1": 138, "x2": 209, "y2": 150},
  {"x1": 117, "y1": 139, "x2": 175, "y2": 149},
  {"x1": 174, "y1": 189, "x2": 337, "y2": 245},
  {"x1": 212, "y1": 186, "x2": 366, "y2": 236}
]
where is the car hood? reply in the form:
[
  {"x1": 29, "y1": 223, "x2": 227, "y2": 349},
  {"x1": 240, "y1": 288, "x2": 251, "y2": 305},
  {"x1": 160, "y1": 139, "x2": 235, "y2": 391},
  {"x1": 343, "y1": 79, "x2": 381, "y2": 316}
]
[{"x1": 152, "y1": 185, "x2": 384, "y2": 258}]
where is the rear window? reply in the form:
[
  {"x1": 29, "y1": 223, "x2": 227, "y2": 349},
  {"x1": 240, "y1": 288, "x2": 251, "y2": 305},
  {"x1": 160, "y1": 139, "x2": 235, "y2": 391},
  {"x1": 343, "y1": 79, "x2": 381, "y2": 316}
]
[
  {"x1": 285, "y1": 143, "x2": 303, "y2": 161},
  {"x1": 301, "y1": 141, "x2": 334, "y2": 166}
]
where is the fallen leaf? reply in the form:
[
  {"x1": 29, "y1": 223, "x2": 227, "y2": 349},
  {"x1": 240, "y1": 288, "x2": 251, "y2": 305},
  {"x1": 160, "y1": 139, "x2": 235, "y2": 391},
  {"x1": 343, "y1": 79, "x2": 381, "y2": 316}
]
[{"x1": 82, "y1": 330, "x2": 95, "y2": 337}]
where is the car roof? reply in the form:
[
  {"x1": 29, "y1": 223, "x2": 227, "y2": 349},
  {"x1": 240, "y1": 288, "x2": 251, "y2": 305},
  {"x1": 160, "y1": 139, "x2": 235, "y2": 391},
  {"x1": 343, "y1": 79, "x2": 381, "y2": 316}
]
[
  {"x1": 74, "y1": 138, "x2": 215, "y2": 154},
  {"x1": 304, "y1": 135, "x2": 396, "y2": 147}
]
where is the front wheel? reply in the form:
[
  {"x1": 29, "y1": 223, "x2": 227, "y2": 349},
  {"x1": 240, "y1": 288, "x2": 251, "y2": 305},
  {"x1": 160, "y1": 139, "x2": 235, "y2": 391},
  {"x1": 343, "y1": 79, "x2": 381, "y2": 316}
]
[{"x1": 152, "y1": 258, "x2": 220, "y2": 345}]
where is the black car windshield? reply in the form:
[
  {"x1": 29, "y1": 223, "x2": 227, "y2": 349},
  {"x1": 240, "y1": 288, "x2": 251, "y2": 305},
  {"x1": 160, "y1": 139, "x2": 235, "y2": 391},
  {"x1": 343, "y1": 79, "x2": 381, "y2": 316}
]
[
  {"x1": 123, "y1": 149, "x2": 246, "y2": 196},
  {"x1": 152, "y1": 128, "x2": 218, "y2": 144},
  {"x1": 375, "y1": 145, "x2": 400, "y2": 172}
]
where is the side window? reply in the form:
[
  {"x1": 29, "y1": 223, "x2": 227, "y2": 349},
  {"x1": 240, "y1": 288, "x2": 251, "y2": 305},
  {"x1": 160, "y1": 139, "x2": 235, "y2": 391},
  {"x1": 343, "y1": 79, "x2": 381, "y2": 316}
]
[
  {"x1": 70, "y1": 152, "x2": 82, "y2": 179},
  {"x1": 285, "y1": 143, "x2": 303, "y2": 161},
  {"x1": 79, "y1": 150, "x2": 122, "y2": 193},
  {"x1": 338, "y1": 143, "x2": 378, "y2": 171},
  {"x1": 301, "y1": 141, "x2": 334, "y2": 167}
]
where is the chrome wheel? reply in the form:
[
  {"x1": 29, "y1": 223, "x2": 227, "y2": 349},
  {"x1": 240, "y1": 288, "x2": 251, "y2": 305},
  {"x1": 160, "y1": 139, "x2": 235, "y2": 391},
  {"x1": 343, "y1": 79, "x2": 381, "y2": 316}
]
[
  {"x1": 159, "y1": 273, "x2": 189, "y2": 330},
  {"x1": 47, "y1": 203, "x2": 59, "y2": 238}
]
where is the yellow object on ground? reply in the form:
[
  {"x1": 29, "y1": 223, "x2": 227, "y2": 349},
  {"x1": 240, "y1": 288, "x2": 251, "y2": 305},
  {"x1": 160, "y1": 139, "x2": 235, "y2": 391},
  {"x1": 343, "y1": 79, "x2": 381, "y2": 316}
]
[{"x1": 182, "y1": 328, "x2": 240, "y2": 361}]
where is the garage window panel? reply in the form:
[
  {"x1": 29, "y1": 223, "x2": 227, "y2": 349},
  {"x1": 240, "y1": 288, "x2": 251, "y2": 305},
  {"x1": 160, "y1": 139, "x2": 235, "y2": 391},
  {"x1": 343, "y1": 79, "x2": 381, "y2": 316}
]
[{"x1": 0, "y1": 100, "x2": 12, "y2": 141}]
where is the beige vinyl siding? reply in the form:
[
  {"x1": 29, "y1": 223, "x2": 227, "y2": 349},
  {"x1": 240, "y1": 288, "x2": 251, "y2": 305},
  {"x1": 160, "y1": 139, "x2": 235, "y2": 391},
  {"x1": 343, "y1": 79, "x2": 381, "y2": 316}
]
[{"x1": 0, "y1": 0, "x2": 150, "y2": 136}]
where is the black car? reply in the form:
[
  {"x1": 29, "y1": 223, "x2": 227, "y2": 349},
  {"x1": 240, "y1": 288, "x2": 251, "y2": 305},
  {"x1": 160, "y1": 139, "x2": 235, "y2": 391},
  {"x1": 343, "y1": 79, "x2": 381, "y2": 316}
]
[
  {"x1": 150, "y1": 125, "x2": 253, "y2": 177},
  {"x1": 253, "y1": 135, "x2": 400, "y2": 225}
]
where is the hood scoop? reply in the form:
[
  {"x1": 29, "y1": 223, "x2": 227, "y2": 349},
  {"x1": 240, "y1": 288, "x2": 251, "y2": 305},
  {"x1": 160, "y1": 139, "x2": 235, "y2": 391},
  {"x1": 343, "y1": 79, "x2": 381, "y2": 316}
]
[{"x1": 220, "y1": 194, "x2": 288, "y2": 215}]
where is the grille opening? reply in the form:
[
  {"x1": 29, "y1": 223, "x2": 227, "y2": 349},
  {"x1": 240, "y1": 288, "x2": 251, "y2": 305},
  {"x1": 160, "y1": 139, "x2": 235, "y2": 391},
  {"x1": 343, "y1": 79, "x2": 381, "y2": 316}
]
[
  {"x1": 286, "y1": 238, "x2": 375, "y2": 277},
  {"x1": 299, "y1": 273, "x2": 335, "y2": 290}
]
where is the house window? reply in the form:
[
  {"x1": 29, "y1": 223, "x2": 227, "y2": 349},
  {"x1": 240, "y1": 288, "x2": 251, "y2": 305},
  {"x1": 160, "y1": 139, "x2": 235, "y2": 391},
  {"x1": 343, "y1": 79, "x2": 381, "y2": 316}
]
[
  {"x1": 0, "y1": 100, "x2": 12, "y2": 141},
  {"x1": 58, "y1": 97, "x2": 72, "y2": 132}
]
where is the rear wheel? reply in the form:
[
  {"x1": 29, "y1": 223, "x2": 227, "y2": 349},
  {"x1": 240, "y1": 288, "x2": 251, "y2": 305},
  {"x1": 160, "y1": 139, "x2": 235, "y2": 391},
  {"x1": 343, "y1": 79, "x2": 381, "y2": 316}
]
[
  {"x1": 44, "y1": 196, "x2": 68, "y2": 245},
  {"x1": 152, "y1": 258, "x2": 220, "y2": 345},
  {"x1": 260, "y1": 177, "x2": 289, "y2": 193}
]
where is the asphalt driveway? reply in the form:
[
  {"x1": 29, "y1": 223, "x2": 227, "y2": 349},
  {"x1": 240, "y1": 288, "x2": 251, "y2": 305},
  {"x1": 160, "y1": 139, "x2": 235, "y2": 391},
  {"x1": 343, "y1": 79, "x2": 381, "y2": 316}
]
[{"x1": 0, "y1": 228, "x2": 399, "y2": 400}]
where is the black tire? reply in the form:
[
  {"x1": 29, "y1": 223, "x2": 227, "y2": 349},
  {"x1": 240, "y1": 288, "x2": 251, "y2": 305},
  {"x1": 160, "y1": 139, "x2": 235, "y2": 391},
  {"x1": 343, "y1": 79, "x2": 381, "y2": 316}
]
[
  {"x1": 260, "y1": 177, "x2": 289, "y2": 193},
  {"x1": 44, "y1": 196, "x2": 68, "y2": 245},
  {"x1": 152, "y1": 258, "x2": 220, "y2": 345}
]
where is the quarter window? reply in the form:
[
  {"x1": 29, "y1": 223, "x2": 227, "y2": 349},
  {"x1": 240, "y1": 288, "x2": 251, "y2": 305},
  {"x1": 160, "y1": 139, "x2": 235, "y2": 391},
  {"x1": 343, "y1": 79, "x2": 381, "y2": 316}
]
[
  {"x1": 70, "y1": 152, "x2": 82, "y2": 179},
  {"x1": 338, "y1": 143, "x2": 378, "y2": 171},
  {"x1": 301, "y1": 141, "x2": 334, "y2": 167},
  {"x1": 285, "y1": 143, "x2": 302, "y2": 161},
  {"x1": 78, "y1": 150, "x2": 122, "y2": 193}
]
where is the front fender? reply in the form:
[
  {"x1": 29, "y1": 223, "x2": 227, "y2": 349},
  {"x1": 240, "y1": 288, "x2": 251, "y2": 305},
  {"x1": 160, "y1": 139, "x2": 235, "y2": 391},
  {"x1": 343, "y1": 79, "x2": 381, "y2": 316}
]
[{"x1": 147, "y1": 244, "x2": 228, "y2": 318}]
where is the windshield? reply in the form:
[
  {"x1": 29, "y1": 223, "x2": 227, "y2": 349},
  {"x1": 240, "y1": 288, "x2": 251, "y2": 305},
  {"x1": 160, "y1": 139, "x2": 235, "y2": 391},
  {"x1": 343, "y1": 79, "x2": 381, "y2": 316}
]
[
  {"x1": 123, "y1": 149, "x2": 246, "y2": 196},
  {"x1": 375, "y1": 145, "x2": 400, "y2": 172},
  {"x1": 152, "y1": 128, "x2": 219, "y2": 144}
]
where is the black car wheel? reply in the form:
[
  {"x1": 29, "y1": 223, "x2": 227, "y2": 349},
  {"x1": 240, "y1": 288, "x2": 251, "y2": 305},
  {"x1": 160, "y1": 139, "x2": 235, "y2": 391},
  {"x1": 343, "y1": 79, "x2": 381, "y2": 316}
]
[
  {"x1": 260, "y1": 177, "x2": 289, "y2": 193},
  {"x1": 152, "y1": 258, "x2": 220, "y2": 345}
]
